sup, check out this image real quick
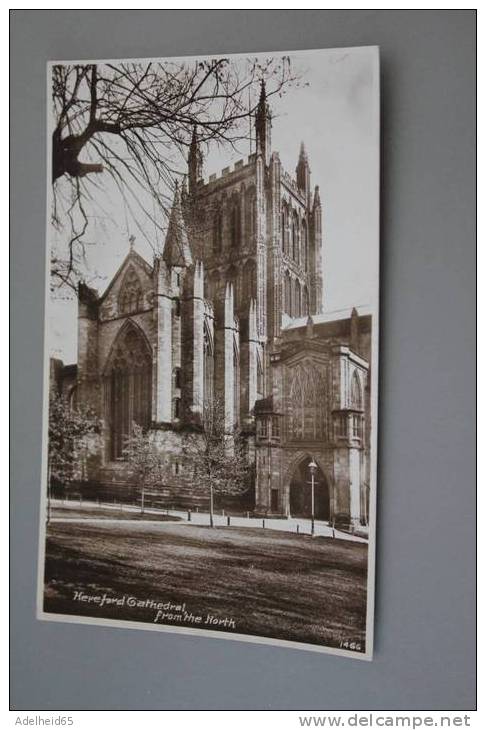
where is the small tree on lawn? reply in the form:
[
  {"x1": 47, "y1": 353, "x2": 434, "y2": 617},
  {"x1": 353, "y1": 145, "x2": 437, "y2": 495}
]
[
  {"x1": 123, "y1": 424, "x2": 166, "y2": 514},
  {"x1": 48, "y1": 392, "x2": 99, "y2": 522},
  {"x1": 183, "y1": 397, "x2": 251, "y2": 527}
]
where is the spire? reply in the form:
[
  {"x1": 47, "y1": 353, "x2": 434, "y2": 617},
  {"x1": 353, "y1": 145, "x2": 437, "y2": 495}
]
[
  {"x1": 188, "y1": 125, "x2": 203, "y2": 194},
  {"x1": 313, "y1": 185, "x2": 321, "y2": 209},
  {"x1": 296, "y1": 141, "x2": 311, "y2": 200},
  {"x1": 162, "y1": 182, "x2": 193, "y2": 268},
  {"x1": 128, "y1": 234, "x2": 135, "y2": 252},
  {"x1": 255, "y1": 79, "x2": 272, "y2": 164}
]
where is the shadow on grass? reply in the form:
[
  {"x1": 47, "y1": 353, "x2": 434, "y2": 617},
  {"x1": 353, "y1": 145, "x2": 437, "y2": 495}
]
[{"x1": 43, "y1": 521, "x2": 368, "y2": 651}]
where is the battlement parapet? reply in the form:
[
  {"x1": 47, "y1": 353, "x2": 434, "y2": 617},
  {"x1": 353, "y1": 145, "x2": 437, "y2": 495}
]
[{"x1": 200, "y1": 155, "x2": 258, "y2": 190}]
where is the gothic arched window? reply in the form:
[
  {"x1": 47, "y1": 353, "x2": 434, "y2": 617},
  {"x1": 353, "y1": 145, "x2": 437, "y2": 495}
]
[
  {"x1": 242, "y1": 259, "x2": 256, "y2": 302},
  {"x1": 292, "y1": 213, "x2": 299, "y2": 263},
  {"x1": 118, "y1": 267, "x2": 143, "y2": 315},
  {"x1": 246, "y1": 186, "x2": 256, "y2": 241},
  {"x1": 288, "y1": 363, "x2": 327, "y2": 441},
  {"x1": 283, "y1": 270, "x2": 291, "y2": 315},
  {"x1": 302, "y1": 220, "x2": 308, "y2": 271},
  {"x1": 295, "y1": 279, "x2": 302, "y2": 318},
  {"x1": 230, "y1": 196, "x2": 241, "y2": 249},
  {"x1": 350, "y1": 371, "x2": 363, "y2": 411},
  {"x1": 213, "y1": 208, "x2": 222, "y2": 254},
  {"x1": 104, "y1": 321, "x2": 152, "y2": 460},
  {"x1": 281, "y1": 204, "x2": 288, "y2": 253}
]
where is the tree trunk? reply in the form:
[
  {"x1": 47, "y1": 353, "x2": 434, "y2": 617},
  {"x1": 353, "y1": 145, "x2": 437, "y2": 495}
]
[
  {"x1": 52, "y1": 132, "x2": 103, "y2": 182},
  {"x1": 209, "y1": 481, "x2": 214, "y2": 528}
]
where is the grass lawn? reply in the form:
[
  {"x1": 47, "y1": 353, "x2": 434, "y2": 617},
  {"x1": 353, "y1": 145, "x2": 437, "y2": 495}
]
[
  {"x1": 51, "y1": 505, "x2": 181, "y2": 522},
  {"x1": 43, "y1": 521, "x2": 368, "y2": 651}
]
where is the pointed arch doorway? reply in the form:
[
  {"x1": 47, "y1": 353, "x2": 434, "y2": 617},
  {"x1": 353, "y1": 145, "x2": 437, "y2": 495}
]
[{"x1": 289, "y1": 456, "x2": 329, "y2": 521}]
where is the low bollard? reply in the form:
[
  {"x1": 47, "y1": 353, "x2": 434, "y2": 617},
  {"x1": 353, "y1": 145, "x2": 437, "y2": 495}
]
[
  {"x1": 227, "y1": 515, "x2": 230, "y2": 526},
  {"x1": 296, "y1": 524, "x2": 299, "y2": 534},
  {"x1": 262, "y1": 518, "x2": 265, "y2": 529},
  {"x1": 246, "y1": 511, "x2": 249, "y2": 519},
  {"x1": 187, "y1": 509, "x2": 191, "y2": 522}
]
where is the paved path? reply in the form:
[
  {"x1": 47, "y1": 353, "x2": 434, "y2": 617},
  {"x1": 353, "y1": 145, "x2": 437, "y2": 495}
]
[{"x1": 50, "y1": 499, "x2": 367, "y2": 543}]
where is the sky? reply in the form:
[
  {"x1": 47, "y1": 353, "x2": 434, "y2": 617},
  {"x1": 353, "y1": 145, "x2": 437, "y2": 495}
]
[{"x1": 48, "y1": 46, "x2": 379, "y2": 363}]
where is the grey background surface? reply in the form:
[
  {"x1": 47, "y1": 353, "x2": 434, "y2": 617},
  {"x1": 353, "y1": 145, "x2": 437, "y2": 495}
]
[{"x1": 10, "y1": 10, "x2": 476, "y2": 711}]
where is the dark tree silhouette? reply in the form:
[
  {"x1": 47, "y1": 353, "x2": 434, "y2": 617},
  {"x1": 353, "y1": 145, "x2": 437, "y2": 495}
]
[{"x1": 51, "y1": 57, "x2": 302, "y2": 290}]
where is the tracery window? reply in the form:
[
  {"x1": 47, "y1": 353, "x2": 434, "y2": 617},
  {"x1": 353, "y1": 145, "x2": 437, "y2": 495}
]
[
  {"x1": 104, "y1": 322, "x2": 152, "y2": 460},
  {"x1": 292, "y1": 213, "x2": 299, "y2": 263},
  {"x1": 283, "y1": 270, "x2": 291, "y2": 315},
  {"x1": 242, "y1": 259, "x2": 256, "y2": 301},
  {"x1": 246, "y1": 187, "x2": 256, "y2": 241},
  {"x1": 118, "y1": 267, "x2": 143, "y2": 315},
  {"x1": 281, "y1": 205, "x2": 288, "y2": 253},
  {"x1": 213, "y1": 208, "x2": 223, "y2": 254},
  {"x1": 230, "y1": 196, "x2": 241, "y2": 249},
  {"x1": 288, "y1": 363, "x2": 327, "y2": 441},
  {"x1": 302, "y1": 220, "x2": 308, "y2": 271},
  {"x1": 295, "y1": 279, "x2": 302, "y2": 318},
  {"x1": 350, "y1": 371, "x2": 363, "y2": 411}
]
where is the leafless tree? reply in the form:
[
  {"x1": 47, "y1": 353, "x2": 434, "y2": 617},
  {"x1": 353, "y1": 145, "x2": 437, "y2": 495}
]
[
  {"x1": 123, "y1": 423, "x2": 166, "y2": 514},
  {"x1": 51, "y1": 57, "x2": 303, "y2": 290},
  {"x1": 183, "y1": 397, "x2": 251, "y2": 527}
]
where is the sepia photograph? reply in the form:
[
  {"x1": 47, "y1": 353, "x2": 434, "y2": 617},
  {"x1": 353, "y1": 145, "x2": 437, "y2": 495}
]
[{"x1": 37, "y1": 45, "x2": 380, "y2": 658}]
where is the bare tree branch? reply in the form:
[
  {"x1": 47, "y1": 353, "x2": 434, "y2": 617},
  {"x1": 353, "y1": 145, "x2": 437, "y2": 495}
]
[{"x1": 50, "y1": 57, "x2": 304, "y2": 290}]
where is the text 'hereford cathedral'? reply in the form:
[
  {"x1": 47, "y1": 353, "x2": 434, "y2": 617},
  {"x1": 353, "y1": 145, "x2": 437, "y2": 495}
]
[{"x1": 51, "y1": 83, "x2": 372, "y2": 526}]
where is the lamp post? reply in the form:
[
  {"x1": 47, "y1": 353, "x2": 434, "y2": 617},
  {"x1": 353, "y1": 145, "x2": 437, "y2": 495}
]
[{"x1": 308, "y1": 459, "x2": 317, "y2": 537}]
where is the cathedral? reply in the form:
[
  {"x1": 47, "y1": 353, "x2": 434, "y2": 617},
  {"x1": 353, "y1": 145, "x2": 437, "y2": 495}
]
[{"x1": 51, "y1": 83, "x2": 372, "y2": 527}]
